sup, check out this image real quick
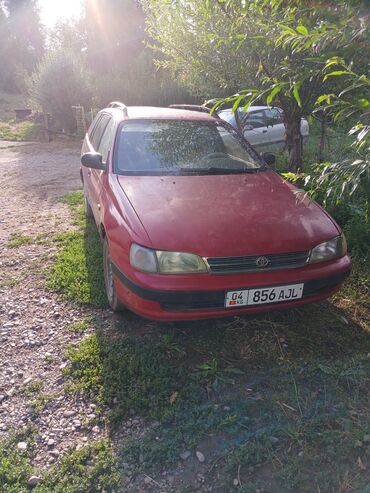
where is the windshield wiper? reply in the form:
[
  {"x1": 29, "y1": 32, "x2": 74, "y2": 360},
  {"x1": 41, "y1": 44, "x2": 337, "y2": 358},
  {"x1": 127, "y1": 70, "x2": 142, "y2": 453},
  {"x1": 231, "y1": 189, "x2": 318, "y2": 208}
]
[{"x1": 179, "y1": 167, "x2": 261, "y2": 175}]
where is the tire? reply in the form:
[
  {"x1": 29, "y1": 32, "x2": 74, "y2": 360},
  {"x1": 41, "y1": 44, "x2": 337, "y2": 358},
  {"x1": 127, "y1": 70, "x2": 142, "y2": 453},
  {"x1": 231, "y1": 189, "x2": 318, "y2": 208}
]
[
  {"x1": 103, "y1": 238, "x2": 125, "y2": 312},
  {"x1": 84, "y1": 193, "x2": 94, "y2": 220}
]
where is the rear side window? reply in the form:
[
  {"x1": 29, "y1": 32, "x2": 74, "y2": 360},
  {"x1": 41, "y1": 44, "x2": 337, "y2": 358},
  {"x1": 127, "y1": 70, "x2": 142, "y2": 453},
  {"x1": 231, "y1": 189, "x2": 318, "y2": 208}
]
[
  {"x1": 97, "y1": 118, "x2": 115, "y2": 162},
  {"x1": 90, "y1": 114, "x2": 110, "y2": 150}
]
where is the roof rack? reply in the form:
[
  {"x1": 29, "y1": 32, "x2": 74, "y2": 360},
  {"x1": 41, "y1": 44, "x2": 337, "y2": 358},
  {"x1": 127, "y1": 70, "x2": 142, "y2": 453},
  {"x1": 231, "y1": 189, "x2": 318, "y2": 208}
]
[
  {"x1": 168, "y1": 104, "x2": 219, "y2": 118},
  {"x1": 107, "y1": 101, "x2": 128, "y2": 116}
]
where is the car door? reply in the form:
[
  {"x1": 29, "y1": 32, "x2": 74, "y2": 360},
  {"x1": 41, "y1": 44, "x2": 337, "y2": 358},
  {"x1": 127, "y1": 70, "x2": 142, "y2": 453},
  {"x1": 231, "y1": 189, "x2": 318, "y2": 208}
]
[
  {"x1": 264, "y1": 107, "x2": 286, "y2": 151},
  {"x1": 84, "y1": 113, "x2": 111, "y2": 220},
  {"x1": 242, "y1": 110, "x2": 270, "y2": 150},
  {"x1": 93, "y1": 117, "x2": 116, "y2": 221}
]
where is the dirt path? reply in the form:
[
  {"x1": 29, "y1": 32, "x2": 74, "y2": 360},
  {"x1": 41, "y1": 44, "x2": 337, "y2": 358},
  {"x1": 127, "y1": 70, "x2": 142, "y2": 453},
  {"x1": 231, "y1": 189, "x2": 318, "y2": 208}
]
[{"x1": 0, "y1": 140, "x2": 106, "y2": 467}]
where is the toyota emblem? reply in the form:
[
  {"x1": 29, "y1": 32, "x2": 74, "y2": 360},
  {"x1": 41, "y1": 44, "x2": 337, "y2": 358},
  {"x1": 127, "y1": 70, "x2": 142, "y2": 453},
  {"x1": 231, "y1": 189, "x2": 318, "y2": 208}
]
[{"x1": 255, "y1": 256, "x2": 269, "y2": 268}]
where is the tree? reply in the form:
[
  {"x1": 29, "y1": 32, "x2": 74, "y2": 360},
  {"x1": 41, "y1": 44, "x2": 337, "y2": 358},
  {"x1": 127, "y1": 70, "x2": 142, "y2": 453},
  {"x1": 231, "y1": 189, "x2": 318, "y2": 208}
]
[
  {"x1": 0, "y1": 0, "x2": 44, "y2": 91},
  {"x1": 144, "y1": 0, "x2": 368, "y2": 171},
  {"x1": 84, "y1": 0, "x2": 146, "y2": 72},
  {"x1": 27, "y1": 49, "x2": 92, "y2": 132}
]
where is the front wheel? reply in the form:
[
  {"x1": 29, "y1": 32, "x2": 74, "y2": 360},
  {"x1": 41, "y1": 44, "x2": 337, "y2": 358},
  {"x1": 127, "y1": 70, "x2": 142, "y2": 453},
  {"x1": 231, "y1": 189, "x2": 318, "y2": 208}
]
[{"x1": 103, "y1": 238, "x2": 125, "y2": 312}]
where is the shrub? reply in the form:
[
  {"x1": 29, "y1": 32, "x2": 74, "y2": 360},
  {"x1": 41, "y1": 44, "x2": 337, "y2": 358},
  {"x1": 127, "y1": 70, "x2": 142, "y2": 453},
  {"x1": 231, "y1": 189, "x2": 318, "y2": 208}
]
[{"x1": 27, "y1": 49, "x2": 92, "y2": 133}]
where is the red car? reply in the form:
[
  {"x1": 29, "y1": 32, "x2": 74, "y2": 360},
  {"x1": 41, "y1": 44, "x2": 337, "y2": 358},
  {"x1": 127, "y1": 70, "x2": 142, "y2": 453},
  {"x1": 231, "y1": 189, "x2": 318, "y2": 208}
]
[{"x1": 80, "y1": 102, "x2": 351, "y2": 321}]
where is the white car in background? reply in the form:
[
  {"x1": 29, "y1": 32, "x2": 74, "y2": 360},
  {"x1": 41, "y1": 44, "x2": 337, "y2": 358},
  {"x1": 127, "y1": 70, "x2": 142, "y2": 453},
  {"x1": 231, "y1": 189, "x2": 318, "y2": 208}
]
[{"x1": 218, "y1": 106, "x2": 309, "y2": 152}]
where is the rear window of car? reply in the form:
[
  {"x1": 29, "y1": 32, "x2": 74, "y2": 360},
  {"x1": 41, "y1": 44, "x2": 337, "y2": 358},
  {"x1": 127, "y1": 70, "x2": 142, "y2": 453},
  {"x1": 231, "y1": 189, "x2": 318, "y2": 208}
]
[{"x1": 114, "y1": 120, "x2": 264, "y2": 176}]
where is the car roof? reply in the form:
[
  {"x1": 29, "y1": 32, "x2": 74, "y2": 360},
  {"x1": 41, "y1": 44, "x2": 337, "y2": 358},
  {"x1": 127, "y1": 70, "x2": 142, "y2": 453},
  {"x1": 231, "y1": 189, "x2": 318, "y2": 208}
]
[{"x1": 107, "y1": 106, "x2": 216, "y2": 122}]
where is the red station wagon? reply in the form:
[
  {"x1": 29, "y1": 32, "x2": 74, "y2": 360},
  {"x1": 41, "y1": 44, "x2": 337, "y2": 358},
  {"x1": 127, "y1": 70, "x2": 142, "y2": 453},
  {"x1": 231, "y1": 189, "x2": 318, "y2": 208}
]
[{"x1": 80, "y1": 102, "x2": 351, "y2": 321}]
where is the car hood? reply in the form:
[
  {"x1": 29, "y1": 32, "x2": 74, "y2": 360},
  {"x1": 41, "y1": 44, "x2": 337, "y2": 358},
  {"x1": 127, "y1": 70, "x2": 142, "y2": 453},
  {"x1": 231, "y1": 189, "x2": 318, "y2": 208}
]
[{"x1": 117, "y1": 171, "x2": 339, "y2": 257}]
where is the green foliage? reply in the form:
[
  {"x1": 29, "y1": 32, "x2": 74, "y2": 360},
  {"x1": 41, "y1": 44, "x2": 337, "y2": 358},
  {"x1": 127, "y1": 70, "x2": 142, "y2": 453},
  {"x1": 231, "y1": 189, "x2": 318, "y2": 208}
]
[
  {"x1": 48, "y1": 192, "x2": 107, "y2": 308},
  {"x1": 27, "y1": 50, "x2": 92, "y2": 133},
  {"x1": 144, "y1": 0, "x2": 367, "y2": 170},
  {"x1": 94, "y1": 48, "x2": 193, "y2": 108}
]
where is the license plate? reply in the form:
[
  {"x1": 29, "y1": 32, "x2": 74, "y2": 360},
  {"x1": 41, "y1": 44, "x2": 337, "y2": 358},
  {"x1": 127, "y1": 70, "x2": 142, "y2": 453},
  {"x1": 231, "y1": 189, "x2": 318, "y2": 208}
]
[{"x1": 225, "y1": 283, "x2": 304, "y2": 308}]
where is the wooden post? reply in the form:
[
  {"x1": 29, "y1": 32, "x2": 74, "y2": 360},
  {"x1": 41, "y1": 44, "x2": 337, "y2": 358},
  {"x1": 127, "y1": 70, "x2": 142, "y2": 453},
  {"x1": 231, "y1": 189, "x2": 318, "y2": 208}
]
[{"x1": 72, "y1": 105, "x2": 87, "y2": 137}]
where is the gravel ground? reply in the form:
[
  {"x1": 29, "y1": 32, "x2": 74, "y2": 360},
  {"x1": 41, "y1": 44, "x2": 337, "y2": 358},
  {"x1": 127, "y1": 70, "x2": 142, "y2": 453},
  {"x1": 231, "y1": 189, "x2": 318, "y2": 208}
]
[{"x1": 0, "y1": 140, "x2": 108, "y2": 467}]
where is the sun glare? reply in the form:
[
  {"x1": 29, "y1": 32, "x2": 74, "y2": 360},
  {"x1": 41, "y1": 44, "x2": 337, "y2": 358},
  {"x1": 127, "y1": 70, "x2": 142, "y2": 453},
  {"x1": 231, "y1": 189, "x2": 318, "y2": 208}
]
[{"x1": 39, "y1": 0, "x2": 83, "y2": 27}]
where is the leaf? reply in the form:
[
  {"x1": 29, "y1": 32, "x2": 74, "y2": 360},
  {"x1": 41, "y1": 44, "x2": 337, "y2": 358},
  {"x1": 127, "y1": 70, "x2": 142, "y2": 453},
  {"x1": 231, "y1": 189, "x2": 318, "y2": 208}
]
[
  {"x1": 278, "y1": 23, "x2": 297, "y2": 36},
  {"x1": 323, "y1": 70, "x2": 351, "y2": 81},
  {"x1": 296, "y1": 25, "x2": 308, "y2": 35},
  {"x1": 316, "y1": 94, "x2": 333, "y2": 105},
  {"x1": 169, "y1": 391, "x2": 178, "y2": 404},
  {"x1": 266, "y1": 85, "x2": 282, "y2": 105},
  {"x1": 293, "y1": 82, "x2": 302, "y2": 108}
]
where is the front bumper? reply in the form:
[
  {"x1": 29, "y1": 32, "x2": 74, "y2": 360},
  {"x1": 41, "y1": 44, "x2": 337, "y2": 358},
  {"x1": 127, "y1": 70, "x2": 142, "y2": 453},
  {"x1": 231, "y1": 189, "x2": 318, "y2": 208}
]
[{"x1": 112, "y1": 255, "x2": 351, "y2": 321}]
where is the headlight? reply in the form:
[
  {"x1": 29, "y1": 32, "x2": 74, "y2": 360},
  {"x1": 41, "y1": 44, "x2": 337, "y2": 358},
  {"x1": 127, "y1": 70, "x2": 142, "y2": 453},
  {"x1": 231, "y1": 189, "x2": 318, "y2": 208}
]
[
  {"x1": 130, "y1": 244, "x2": 207, "y2": 274},
  {"x1": 156, "y1": 251, "x2": 207, "y2": 274},
  {"x1": 309, "y1": 235, "x2": 347, "y2": 264},
  {"x1": 130, "y1": 244, "x2": 158, "y2": 273}
]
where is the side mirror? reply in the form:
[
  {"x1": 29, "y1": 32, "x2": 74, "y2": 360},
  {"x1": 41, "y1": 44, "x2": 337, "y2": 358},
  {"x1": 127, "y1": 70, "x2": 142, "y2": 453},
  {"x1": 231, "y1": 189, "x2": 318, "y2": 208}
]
[
  {"x1": 81, "y1": 152, "x2": 105, "y2": 170},
  {"x1": 243, "y1": 124, "x2": 254, "y2": 131},
  {"x1": 262, "y1": 152, "x2": 276, "y2": 167}
]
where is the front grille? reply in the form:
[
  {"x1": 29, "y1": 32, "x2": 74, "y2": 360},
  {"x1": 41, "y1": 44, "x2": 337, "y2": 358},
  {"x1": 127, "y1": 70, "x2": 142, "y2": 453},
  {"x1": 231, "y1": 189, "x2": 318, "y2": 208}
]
[{"x1": 206, "y1": 251, "x2": 309, "y2": 274}]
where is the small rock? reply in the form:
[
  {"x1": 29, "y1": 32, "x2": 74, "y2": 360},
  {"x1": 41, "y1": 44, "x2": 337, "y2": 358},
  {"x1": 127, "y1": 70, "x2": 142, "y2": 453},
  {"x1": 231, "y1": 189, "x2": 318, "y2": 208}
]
[
  {"x1": 28, "y1": 476, "x2": 41, "y2": 488},
  {"x1": 180, "y1": 450, "x2": 191, "y2": 460},
  {"x1": 47, "y1": 438, "x2": 55, "y2": 447},
  {"x1": 0, "y1": 395, "x2": 5, "y2": 403},
  {"x1": 196, "y1": 451, "x2": 205, "y2": 463},
  {"x1": 17, "y1": 441, "x2": 27, "y2": 450},
  {"x1": 92, "y1": 426, "x2": 100, "y2": 433},
  {"x1": 233, "y1": 478, "x2": 239, "y2": 486},
  {"x1": 23, "y1": 377, "x2": 32, "y2": 385},
  {"x1": 63, "y1": 410, "x2": 75, "y2": 418}
]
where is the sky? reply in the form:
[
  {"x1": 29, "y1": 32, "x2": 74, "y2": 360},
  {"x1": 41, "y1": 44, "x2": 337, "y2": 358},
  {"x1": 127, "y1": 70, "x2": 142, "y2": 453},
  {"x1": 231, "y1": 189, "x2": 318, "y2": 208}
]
[{"x1": 38, "y1": 0, "x2": 83, "y2": 27}]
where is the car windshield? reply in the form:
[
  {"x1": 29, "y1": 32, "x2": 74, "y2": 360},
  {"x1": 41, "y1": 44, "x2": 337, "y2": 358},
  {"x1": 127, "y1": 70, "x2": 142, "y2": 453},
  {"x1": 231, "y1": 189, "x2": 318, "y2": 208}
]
[{"x1": 114, "y1": 120, "x2": 264, "y2": 175}]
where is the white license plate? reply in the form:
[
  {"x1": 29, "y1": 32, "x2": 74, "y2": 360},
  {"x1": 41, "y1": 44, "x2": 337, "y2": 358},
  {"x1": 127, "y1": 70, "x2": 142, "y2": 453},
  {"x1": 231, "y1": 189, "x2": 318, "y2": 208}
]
[{"x1": 225, "y1": 283, "x2": 304, "y2": 308}]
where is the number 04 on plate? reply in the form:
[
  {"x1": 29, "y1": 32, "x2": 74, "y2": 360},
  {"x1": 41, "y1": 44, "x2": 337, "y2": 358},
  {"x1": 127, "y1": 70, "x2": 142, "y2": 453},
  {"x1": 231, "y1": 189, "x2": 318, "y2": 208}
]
[{"x1": 225, "y1": 283, "x2": 304, "y2": 308}]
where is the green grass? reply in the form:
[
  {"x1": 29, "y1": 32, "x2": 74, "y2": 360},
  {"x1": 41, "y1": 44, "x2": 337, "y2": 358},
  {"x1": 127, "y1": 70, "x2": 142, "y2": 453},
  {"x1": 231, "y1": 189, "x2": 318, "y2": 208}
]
[
  {"x1": 7, "y1": 233, "x2": 33, "y2": 248},
  {"x1": 64, "y1": 329, "x2": 201, "y2": 423},
  {"x1": 67, "y1": 318, "x2": 91, "y2": 333},
  {"x1": 0, "y1": 121, "x2": 39, "y2": 141},
  {"x1": 0, "y1": 431, "x2": 121, "y2": 493},
  {"x1": 48, "y1": 192, "x2": 107, "y2": 308}
]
